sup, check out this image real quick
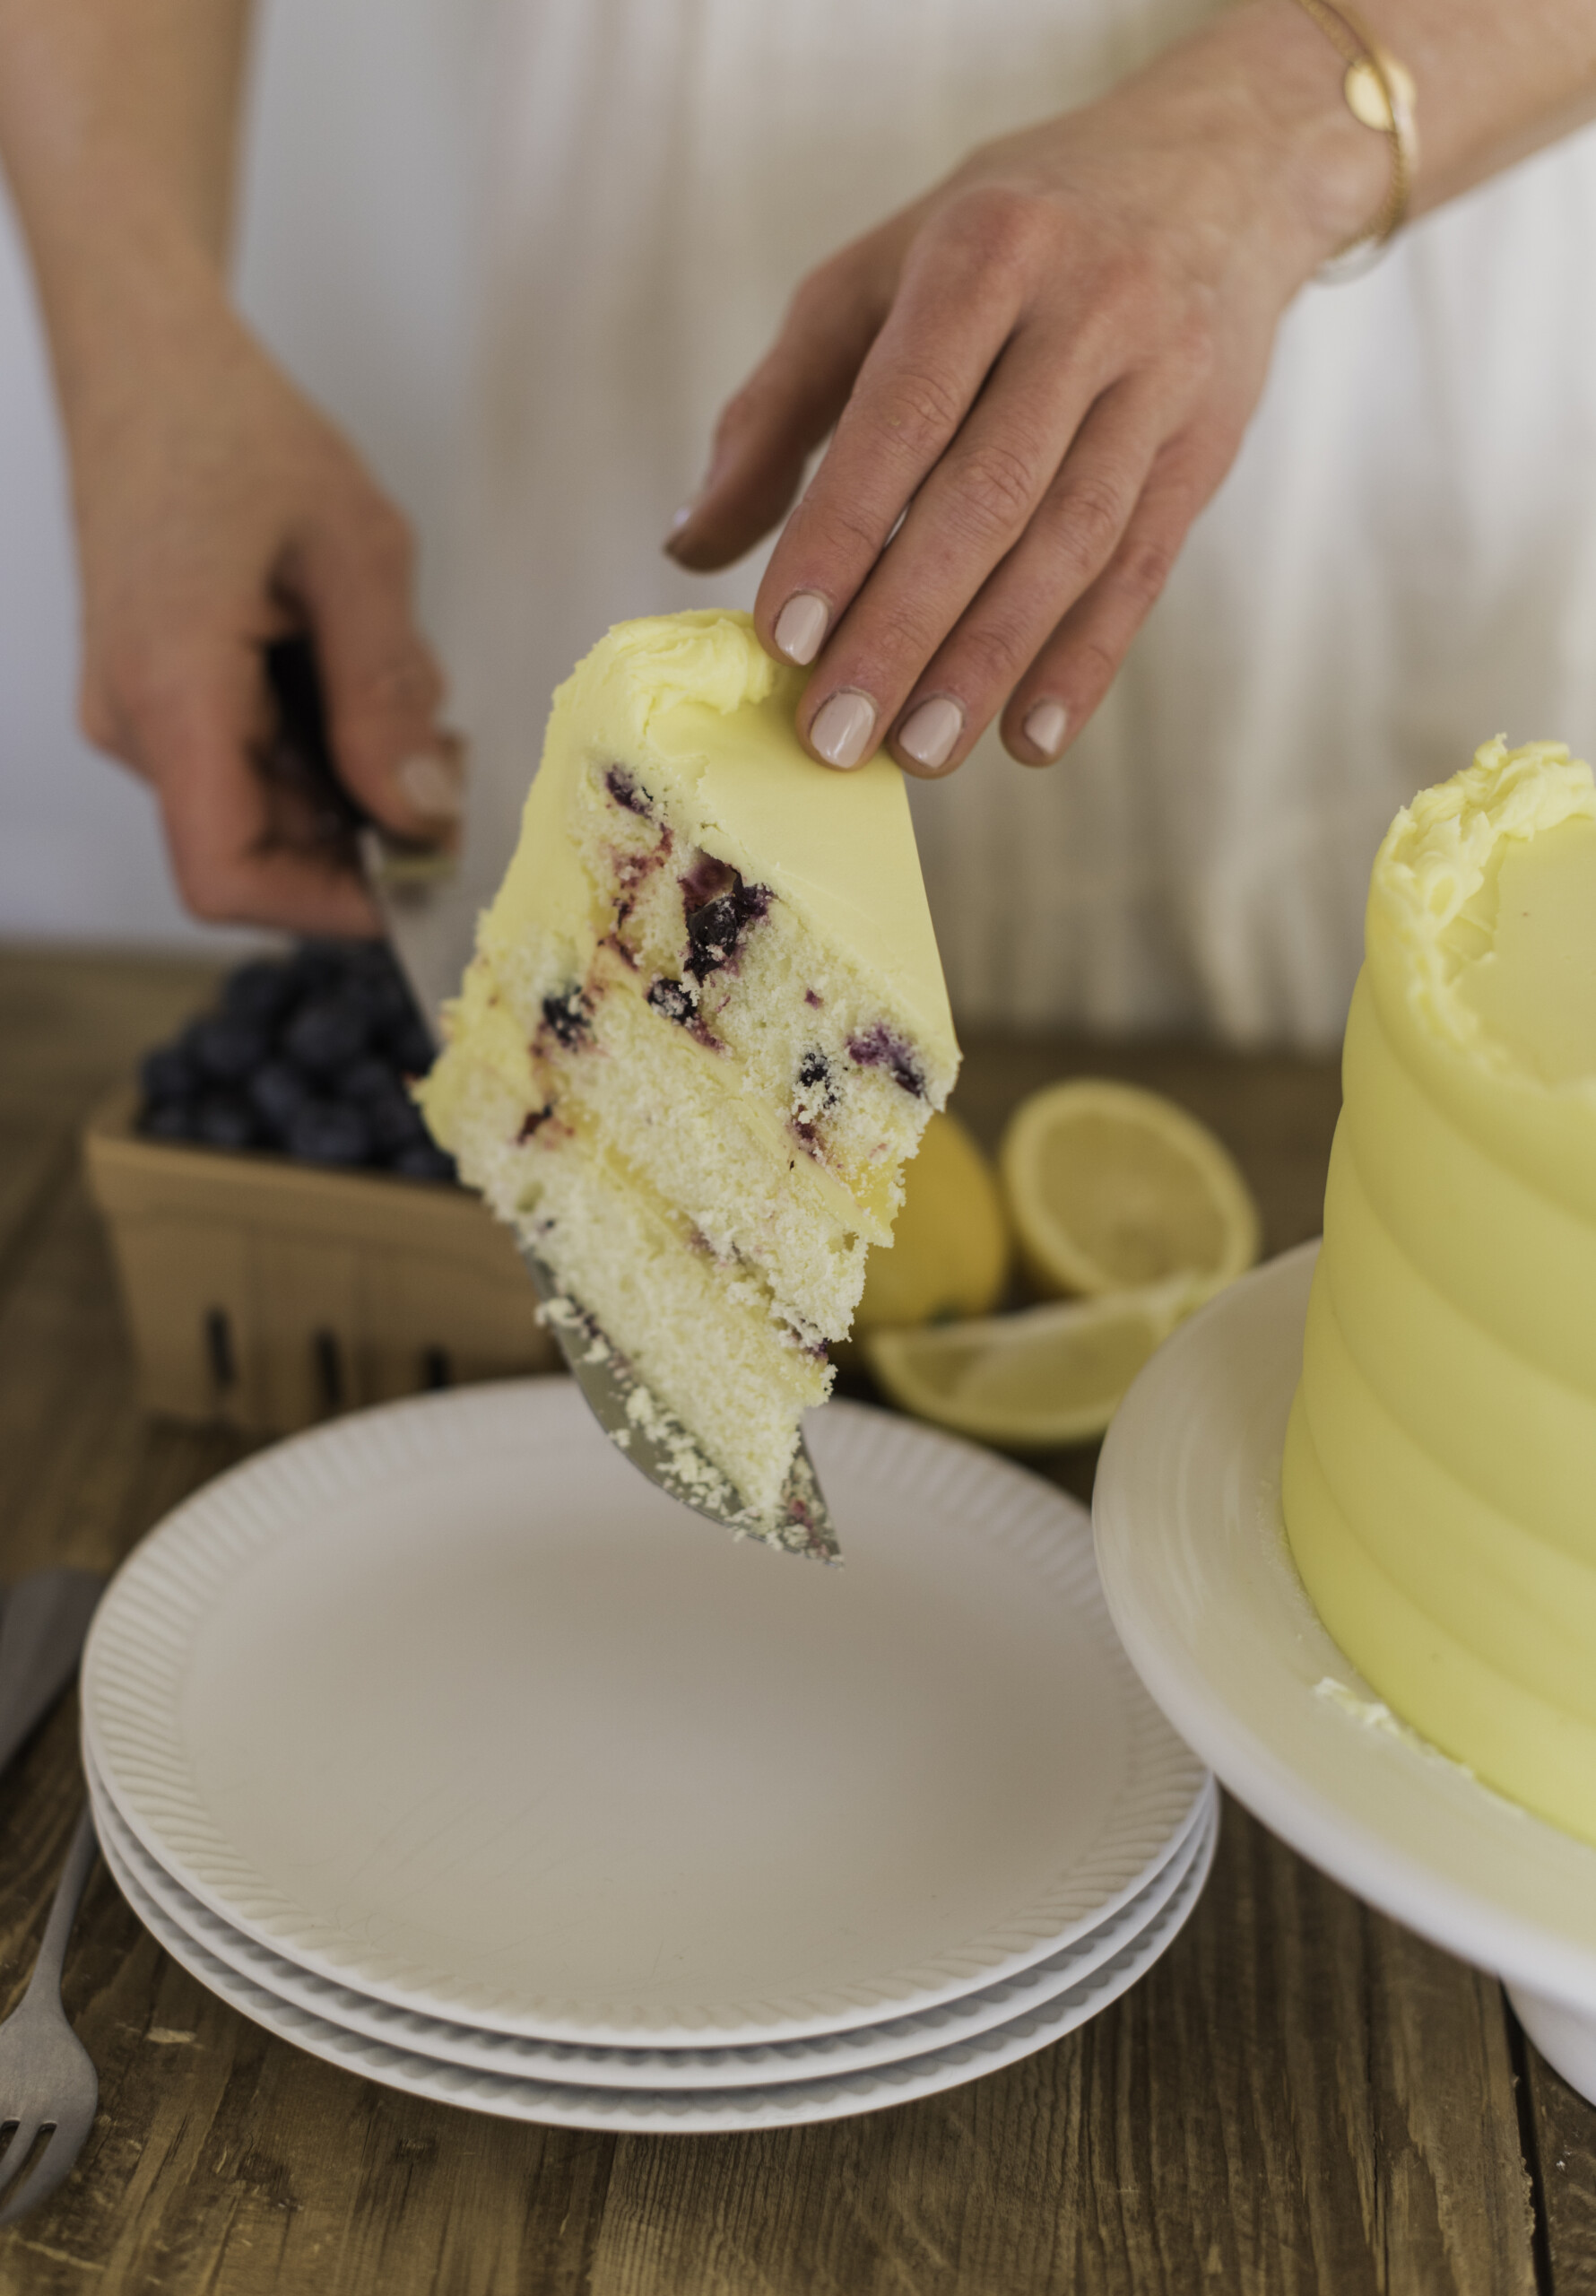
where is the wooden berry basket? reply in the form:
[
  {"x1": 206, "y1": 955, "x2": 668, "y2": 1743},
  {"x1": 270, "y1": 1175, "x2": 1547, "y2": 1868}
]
[{"x1": 84, "y1": 1087, "x2": 554, "y2": 1434}]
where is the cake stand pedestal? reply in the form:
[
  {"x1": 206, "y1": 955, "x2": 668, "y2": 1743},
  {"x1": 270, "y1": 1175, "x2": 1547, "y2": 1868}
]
[{"x1": 1093, "y1": 1242, "x2": 1596, "y2": 2108}]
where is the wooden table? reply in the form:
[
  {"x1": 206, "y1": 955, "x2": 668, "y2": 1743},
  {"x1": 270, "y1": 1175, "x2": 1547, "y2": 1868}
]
[{"x1": 0, "y1": 945, "x2": 1591, "y2": 2296}]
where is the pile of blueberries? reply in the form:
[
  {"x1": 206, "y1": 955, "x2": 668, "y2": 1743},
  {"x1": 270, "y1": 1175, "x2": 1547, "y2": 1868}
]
[{"x1": 138, "y1": 942, "x2": 455, "y2": 1181}]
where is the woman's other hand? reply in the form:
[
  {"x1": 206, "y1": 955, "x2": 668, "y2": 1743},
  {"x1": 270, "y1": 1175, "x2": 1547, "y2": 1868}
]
[
  {"x1": 667, "y1": 0, "x2": 1387, "y2": 776},
  {"x1": 66, "y1": 281, "x2": 462, "y2": 934},
  {"x1": 66, "y1": 282, "x2": 461, "y2": 927},
  {"x1": 0, "y1": 0, "x2": 461, "y2": 933}
]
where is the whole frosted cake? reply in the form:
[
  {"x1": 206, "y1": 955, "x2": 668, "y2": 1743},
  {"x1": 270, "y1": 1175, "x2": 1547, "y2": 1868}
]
[
  {"x1": 421, "y1": 611, "x2": 958, "y2": 1525},
  {"x1": 1284, "y1": 736, "x2": 1596, "y2": 1845}
]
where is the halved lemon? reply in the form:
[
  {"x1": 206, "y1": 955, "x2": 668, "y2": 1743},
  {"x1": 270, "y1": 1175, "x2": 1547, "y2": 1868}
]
[
  {"x1": 863, "y1": 1277, "x2": 1196, "y2": 1449},
  {"x1": 999, "y1": 1079, "x2": 1260, "y2": 1302},
  {"x1": 849, "y1": 1109, "x2": 1011, "y2": 1335}
]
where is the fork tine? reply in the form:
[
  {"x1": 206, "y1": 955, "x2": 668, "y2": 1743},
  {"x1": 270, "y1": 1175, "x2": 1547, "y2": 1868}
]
[
  {"x1": 0, "y1": 2120, "x2": 89, "y2": 2228},
  {"x1": 0, "y1": 1801, "x2": 102, "y2": 2231},
  {"x1": 0, "y1": 2118, "x2": 46, "y2": 2206}
]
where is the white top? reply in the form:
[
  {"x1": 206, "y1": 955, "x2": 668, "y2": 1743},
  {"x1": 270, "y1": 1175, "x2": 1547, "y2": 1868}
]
[{"x1": 448, "y1": 0, "x2": 1596, "y2": 1045}]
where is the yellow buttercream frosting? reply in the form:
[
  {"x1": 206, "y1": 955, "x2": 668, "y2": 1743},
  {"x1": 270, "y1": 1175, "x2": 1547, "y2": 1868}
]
[
  {"x1": 480, "y1": 610, "x2": 956, "y2": 1068},
  {"x1": 1284, "y1": 736, "x2": 1596, "y2": 1842}
]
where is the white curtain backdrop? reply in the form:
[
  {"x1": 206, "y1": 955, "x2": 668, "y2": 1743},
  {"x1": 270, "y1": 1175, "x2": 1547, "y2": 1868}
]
[
  {"x1": 3, "y1": 0, "x2": 1595, "y2": 1050},
  {"x1": 0, "y1": 0, "x2": 493, "y2": 948},
  {"x1": 457, "y1": 0, "x2": 1596, "y2": 1046}
]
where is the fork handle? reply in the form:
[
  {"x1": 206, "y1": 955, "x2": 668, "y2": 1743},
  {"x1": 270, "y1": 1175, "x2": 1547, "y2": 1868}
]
[{"x1": 23, "y1": 1806, "x2": 98, "y2": 2002}]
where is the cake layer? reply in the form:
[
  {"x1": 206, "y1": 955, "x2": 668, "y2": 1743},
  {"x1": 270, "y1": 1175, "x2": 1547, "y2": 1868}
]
[
  {"x1": 499, "y1": 898, "x2": 916, "y2": 1265},
  {"x1": 482, "y1": 793, "x2": 930, "y2": 1249},
  {"x1": 1283, "y1": 1395, "x2": 1596, "y2": 1843},
  {"x1": 554, "y1": 975, "x2": 884, "y2": 1337},
  {"x1": 517, "y1": 1140, "x2": 828, "y2": 1523},
  {"x1": 458, "y1": 926, "x2": 897, "y2": 1343},
  {"x1": 429, "y1": 1018, "x2": 827, "y2": 1519}
]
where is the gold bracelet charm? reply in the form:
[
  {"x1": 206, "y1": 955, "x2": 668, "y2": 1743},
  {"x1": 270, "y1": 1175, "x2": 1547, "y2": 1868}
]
[{"x1": 1290, "y1": 0, "x2": 1418, "y2": 267}]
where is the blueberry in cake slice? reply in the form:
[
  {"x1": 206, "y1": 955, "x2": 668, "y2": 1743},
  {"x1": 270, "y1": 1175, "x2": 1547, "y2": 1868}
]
[{"x1": 421, "y1": 610, "x2": 959, "y2": 1529}]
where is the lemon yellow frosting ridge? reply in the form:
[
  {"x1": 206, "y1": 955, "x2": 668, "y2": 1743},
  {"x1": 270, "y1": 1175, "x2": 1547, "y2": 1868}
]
[{"x1": 1285, "y1": 735, "x2": 1596, "y2": 1844}]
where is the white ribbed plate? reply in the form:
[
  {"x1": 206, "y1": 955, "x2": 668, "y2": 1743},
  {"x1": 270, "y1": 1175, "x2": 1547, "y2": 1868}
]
[
  {"x1": 1094, "y1": 1242, "x2": 1596, "y2": 2019},
  {"x1": 84, "y1": 1383, "x2": 1206, "y2": 2046},
  {"x1": 87, "y1": 1744, "x2": 1214, "y2": 2087},
  {"x1": 93, "y1": 1779, "x2": 1218, "y2": 2130}
]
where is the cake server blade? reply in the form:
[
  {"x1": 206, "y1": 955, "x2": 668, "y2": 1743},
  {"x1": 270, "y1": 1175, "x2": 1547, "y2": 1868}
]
[
  {"x1": 516, "y1": 1239, "x2": 840, "y2": 1562},
  {"x1": 263, "y1": 633, "x2": 840, "y2": 1558},
  {"x1": 357, "y1": 827, "x2": 477, "y2": 1046}
]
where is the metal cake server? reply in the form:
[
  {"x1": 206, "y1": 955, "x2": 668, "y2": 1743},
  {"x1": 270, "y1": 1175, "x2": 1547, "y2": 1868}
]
[{"x1": 264, "y1": 638, "x2": 839, "y2": 1559}]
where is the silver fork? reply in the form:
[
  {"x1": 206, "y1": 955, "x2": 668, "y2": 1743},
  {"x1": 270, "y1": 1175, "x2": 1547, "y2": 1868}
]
[{"x1": 0, "y1": 1805, "x2": 99, "y2": 2225}]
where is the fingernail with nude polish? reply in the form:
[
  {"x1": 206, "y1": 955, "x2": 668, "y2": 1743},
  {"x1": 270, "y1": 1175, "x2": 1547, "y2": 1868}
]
[
  {"x1": 809, "y1": 690, "x2": 876, "y2": 770},
  {"x1": 396, "y1": 752, "x2": 464, "y2": 821},
  {"x1": 898, "y1": 696, "x2": 964, "y2": 772},
  {"x1": 1023, "y1": 700, "x2": 1070, "y2": 761},
  {"x1": 773, "y1": 592, "x2": 829, "y2": 666}
]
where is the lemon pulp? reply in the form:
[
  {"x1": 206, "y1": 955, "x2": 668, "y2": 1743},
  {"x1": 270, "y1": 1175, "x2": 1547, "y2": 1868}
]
[
  {"x1": 1000, "y1": 1080, "x2": 1260, "y2": 1300},
  {"x1": 864, "y1": 1280, "x2": 1194, "y2": 1449}
]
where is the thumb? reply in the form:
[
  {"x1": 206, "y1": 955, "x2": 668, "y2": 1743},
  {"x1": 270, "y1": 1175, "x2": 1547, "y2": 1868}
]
[{"x1": 291, "y1": 493, "x2": 464, "y2": 840}]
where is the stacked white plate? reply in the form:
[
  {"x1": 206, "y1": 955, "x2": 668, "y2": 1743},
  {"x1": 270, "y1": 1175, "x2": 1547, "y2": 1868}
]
[{"x1": 82, "y1": 1383, "x2": 1214, "y2": 2131}]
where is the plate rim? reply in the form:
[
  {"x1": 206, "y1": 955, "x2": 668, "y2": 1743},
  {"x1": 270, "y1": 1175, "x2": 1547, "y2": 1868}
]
[
  {"x1": 83, "y1": 1380, "x2": 1210, "y2": 2046},
  {"x1": 1093, "y1": 1241, "x2": 1596, "y2": 2010},
  {"x1": 92, "y1": 1781, "x2": 1219, "y2": 2133},
  {"x1": 85, "y1": 1744, "x2": 1215, "y2": 2087}
]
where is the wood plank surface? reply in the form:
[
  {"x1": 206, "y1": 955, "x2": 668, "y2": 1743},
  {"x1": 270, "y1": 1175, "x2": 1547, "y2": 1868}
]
[
  {"x1": 1529, "y1": 2039, "x2": 1596, "y2": 2292},
  {"x1": 588, "y1": 1804, "x2": 1534, "y2": 2296},
  {"x1": 0, "y1": 944, "x2": 1580, "y2": 2296}
]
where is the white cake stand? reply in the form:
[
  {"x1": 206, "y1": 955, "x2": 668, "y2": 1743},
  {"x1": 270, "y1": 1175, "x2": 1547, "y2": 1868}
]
[{"x1": 1093, "y1": 1241, "x2": 1596, "y2": 2105}]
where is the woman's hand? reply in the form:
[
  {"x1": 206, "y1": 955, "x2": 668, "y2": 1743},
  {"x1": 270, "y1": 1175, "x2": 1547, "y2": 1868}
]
[
  {"x1": 668, "y1": 0, "x2": 1385, "y2": 776},
  {"x1": 0, "y1": 0, "x2": 461, "y2": 933},
  {"x1": 64, "y1": 275, "x2": 462, "y2": 933}
]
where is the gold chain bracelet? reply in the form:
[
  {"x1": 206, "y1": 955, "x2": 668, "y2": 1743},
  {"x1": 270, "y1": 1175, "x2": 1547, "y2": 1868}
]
[{"x1": 1290, "y1": 0, "x2": 1418, "y2": 267}]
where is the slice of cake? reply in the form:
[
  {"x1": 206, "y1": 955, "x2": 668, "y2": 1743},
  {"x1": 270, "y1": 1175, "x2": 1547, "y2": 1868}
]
[
  {"x1": 421, "y1": 610, "x2": 959, "y2": 1529},
  {"x1": 1283, "y1": 736, "x2": 1596, "y2": 1843}
]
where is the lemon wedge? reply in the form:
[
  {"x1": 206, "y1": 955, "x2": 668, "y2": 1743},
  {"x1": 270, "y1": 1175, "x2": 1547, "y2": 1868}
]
[
  {"x1": 999, "y1": 1079, "x2": 1260, "y2": 1301},
  {"x1": 852, "y1": 1109, "x2": 1011, "y2": 1335},
  {"x1": 863, "y1": 1278, "x2": 1196, "y2": 1448}
]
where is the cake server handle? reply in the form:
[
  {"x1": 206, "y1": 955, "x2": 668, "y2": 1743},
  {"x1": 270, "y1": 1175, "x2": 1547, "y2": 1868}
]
[{"x1": 260, "y1": 634, "x2": 474, "y2": 1048}]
